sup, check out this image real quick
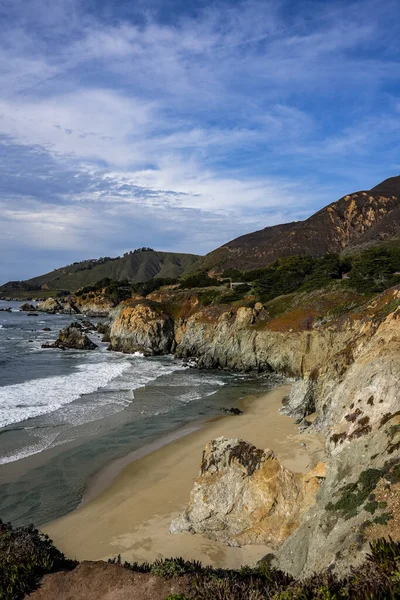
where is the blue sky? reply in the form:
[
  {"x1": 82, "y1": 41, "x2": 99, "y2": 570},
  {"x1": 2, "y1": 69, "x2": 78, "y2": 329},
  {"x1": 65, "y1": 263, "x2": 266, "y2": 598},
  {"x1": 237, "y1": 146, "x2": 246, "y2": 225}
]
[{"x1": 1, "y1": 0, "x2": 400, "y2": 282}]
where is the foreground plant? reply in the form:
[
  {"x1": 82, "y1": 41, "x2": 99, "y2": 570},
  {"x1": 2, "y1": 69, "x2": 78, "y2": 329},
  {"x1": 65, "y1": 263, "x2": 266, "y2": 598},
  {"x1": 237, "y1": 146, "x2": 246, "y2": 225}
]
[{"x1": 0, "y1": 519, "x2": 77, "y2": 600}]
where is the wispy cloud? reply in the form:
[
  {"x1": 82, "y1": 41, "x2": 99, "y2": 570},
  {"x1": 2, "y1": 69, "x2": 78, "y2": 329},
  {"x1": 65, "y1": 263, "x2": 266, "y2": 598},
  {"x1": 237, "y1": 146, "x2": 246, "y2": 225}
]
[{"x1": 1, "y1": 0, "x2": 400, "y2": 281}]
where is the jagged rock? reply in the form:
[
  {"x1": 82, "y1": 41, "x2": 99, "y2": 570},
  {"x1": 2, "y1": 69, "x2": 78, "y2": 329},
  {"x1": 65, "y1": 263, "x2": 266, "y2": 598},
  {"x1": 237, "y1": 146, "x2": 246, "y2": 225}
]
[
  {"x1": 170, "y1": 437, "x2": 325, "y2": 547},
  {"x1": 42, "y1": 323, "x2": 97, "y2": 350},
  {"x1": 20, "y1": 302, "x2": 35, "y2": 311},
  {"x1": 74, "y1": 293, "x2": 114, "y2": 316},
  {"x1": 109, "y1": 300, "x2": 174, "y2": 355},
  {"x1": 97, "y1": 321, "x2": 111, "y2": 342},
  {"x1": 62, "y1": 300, "x2": 81, "y2": 314},
  {"x1": 81, "y1": 320, "x2": 96, "y2": 331},
  {"x1": 37, "y1": 298, "x2": 63, "y2": 314}
]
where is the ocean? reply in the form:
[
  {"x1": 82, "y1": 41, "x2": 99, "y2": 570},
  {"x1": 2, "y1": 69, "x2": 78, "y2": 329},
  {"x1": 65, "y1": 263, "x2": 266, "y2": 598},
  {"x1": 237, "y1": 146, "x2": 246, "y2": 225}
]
[{"x1": 0, "y1": 300, "x2": 282, "y2": 527}]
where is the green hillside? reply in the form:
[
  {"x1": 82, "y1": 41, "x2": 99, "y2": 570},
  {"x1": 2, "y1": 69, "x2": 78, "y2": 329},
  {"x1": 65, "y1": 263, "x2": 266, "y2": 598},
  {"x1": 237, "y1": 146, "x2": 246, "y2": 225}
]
[{"x1": 0, "y1": 250, "x2": 201, "y2": 296}]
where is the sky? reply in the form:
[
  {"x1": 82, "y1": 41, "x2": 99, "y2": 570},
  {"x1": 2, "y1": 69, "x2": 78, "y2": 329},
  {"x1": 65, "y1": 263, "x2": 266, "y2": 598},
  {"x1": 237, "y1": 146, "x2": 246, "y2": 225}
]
[{"x1": 1, "y1": 0, "x2": 400, "y2": 283}]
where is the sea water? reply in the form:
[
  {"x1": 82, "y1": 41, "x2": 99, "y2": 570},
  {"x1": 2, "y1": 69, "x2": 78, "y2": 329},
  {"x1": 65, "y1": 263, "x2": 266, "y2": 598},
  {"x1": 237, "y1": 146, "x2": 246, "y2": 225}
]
[{"x1": 0, "y1": 300, "x2": 282, "y2": 526}]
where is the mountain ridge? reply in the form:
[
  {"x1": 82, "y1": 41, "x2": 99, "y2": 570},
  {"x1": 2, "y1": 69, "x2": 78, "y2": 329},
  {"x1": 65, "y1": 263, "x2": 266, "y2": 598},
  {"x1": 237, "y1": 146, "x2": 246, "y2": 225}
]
[
  {"x1": 198, "y1": 175, "x2": 400, "y2": 272},
  {"x1": 0, "y1": 250, "x2": 201, "y2": 295}
]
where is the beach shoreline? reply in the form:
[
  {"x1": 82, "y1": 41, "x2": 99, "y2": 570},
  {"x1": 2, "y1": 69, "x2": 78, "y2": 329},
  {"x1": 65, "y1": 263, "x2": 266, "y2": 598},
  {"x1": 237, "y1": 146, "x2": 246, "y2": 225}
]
[{"x1": 44, "y1": 384, "x2": 325, "y2": 569}]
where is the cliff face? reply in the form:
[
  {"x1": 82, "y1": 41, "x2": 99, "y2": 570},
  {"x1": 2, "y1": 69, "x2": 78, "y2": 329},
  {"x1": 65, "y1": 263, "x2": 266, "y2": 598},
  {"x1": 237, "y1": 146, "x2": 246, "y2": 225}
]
[
  {"x1": 105, "y1": 285, "x2": 400, "y2": 576},
  {"x1": 109, "y1": 299, "x2": 175, "y2": 355}
]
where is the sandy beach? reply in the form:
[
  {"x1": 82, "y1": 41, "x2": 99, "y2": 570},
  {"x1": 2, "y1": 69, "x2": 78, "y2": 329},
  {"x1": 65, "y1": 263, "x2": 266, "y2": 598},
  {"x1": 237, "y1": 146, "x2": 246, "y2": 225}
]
[{"x1": 44, "y1": 384, "x2": 324, "y2": 569}]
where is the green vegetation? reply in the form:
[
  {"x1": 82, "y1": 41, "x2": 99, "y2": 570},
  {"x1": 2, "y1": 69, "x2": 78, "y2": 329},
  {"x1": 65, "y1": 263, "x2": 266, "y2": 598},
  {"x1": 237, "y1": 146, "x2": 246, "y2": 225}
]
[
  {"x1": 113, "y1": 538, "x2": 400, "y2": 599},
  {"x1": 75, "y1": 278, "x2": 132, "y2": 304},
  {"x1": 131, "y1": 277, "x2": 178, "y2": 297},
  {"x1": 2, "y1": 520, "x2": 400, "y2": 600},
  {"x1": 180, "y1": 270, "x2": 223, "y2": 289},
  {"x1": 218, "y1": 244, "x2": 400, "y2": 305},
  {"x1": 0, "y1": 250, "x2": 200, "y2": 296},
  {"x1": 326, "y1": 468, "x2": 384, "y2": 520},
  {"x1": 0, "y1": 520, "x2": 76, "y2": 600}
]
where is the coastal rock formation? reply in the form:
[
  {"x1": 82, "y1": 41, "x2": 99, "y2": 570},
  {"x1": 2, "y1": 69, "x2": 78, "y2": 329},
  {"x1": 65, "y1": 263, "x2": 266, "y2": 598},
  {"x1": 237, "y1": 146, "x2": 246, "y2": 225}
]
[
  {"x1": 37, "y1": 297, "x2": 64, "y2": 313},
  {"x1": 43, "y1": 323, "x2": 97, "y2": 350},
  {"x1": 20, "y1": 302, "x2": 36, "y2": 311},
  {"x1": 73, "y1": 292, "x2": 114, "y2": 316},
  {"x1": 170, "y1": 437, "x2": 325, "y2": 547},
  {"x1": 109, "y1": 299, "x2": 175, "y2": 354}
]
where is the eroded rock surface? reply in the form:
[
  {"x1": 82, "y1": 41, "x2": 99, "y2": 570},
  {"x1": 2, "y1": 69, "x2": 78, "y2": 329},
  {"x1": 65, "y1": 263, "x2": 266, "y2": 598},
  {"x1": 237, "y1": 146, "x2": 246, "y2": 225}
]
[
  {"x1": 109, "y1": 300, "x2": 174, "y2": 355},
  {"x1": 170, "y1": 437, "x2": 325, "y2": 547},
  {"x1": 37, "y1": 297, "x2": 64, "y2": 313},
  {"x1": 20, "y1": 302, "x2": 36, "y2": 311},
  {"x1": 43, "y1": 323, "x2": 97, "y2": 350}
]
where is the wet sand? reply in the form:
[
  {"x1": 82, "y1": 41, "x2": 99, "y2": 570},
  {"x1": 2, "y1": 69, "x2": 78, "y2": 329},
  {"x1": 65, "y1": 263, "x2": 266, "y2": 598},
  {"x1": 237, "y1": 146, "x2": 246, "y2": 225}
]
[{"x1": 44, "y1": 384, "x2": 324, "y2": 569}]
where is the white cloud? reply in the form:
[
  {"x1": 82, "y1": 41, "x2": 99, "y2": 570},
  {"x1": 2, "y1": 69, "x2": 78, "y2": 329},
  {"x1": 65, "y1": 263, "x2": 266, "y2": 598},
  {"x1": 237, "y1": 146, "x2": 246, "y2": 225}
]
[{"x1": 0, "y1": 0, "x2": 400, "y2": 281}]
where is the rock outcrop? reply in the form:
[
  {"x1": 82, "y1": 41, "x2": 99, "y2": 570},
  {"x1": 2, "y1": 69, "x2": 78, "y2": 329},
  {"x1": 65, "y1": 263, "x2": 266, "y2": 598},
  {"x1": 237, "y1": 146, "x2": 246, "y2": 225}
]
[
  {"x1": 20, "y1": 302, "x2": 36, "y2": 311},
  {"x1": 73, "y1": 292, "x2": 114, "y2": 316},
  {"x1": 109, "y1": 299, "x2": 175, "y2": 354},
  {"x1": 42, "y1": 323, "x2": 97, "y2": 350},
  {"x1": 171, "y1": 437, "x2": 326, "y2": 547},
  {"x1": 97, "y1": 284, "x2": 400, "y2": 575},
  {"x1": 37, "y1": 297, "x2": 64, "y2": 313}
]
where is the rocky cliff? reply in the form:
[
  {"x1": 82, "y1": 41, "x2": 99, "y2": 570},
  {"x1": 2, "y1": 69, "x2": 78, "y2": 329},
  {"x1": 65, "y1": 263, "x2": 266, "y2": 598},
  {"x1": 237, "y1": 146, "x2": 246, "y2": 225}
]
[
  {"x1": 36, "y1": 292, "x2": 115, "y2": 316},
  {"x1": 104, "y1": 284, "x2": 400, "y2": 577}
]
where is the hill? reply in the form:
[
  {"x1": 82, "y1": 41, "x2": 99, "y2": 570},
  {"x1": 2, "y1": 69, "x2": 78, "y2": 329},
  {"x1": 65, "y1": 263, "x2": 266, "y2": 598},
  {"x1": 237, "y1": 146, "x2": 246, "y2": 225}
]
[
  {"x1": 0, "y1": 250, "x2": 200, "y2": 296},
  {"x1": 198, "y1": 175, "x2": 400, "y2": 273}
]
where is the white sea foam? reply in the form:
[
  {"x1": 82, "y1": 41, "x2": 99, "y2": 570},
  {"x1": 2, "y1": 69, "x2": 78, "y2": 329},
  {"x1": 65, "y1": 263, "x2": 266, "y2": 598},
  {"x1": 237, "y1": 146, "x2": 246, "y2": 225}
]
[{"x1": 0, "y1": 361, "x2": 132, "y2": 428}]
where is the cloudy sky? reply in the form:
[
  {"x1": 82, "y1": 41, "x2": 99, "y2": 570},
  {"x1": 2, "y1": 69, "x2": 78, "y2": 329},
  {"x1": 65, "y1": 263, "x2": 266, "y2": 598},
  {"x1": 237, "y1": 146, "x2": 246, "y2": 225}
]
[{"x1": 1, "y1": 0, "x2": 400, "y2": 282}]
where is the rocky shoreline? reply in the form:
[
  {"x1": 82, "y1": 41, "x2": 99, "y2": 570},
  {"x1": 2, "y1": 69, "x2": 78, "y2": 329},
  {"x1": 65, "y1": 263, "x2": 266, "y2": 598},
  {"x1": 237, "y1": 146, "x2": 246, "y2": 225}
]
[
  {"x1": 73, "y1": 286, "x2": 400, "y2": 578},
  {"x1": 21, "y1": 285, "x2": 400, "y2": 577}
]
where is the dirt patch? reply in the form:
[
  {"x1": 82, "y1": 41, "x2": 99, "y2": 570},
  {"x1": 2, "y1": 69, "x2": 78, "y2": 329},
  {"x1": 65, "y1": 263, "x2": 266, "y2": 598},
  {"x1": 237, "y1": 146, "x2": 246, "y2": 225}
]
[{"x1": 28, "y1": 561, "x2": 189, "y2": 600}]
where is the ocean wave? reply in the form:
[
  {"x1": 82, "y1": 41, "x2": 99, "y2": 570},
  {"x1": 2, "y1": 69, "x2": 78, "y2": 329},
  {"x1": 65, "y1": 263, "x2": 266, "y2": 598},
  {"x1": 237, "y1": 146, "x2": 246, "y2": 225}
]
[{"x1": 0, "y1": 361, "x2": 132, "y2": 428}]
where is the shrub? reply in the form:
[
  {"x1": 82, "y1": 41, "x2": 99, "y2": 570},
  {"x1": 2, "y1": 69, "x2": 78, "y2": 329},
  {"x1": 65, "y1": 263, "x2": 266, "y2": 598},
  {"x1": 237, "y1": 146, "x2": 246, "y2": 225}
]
[
  {"x1": 180, "y1": 271, "x2": 221, "y2": 289},
  {"x1": 0, "y1": 520, "x2": 77, "y2": 600}
]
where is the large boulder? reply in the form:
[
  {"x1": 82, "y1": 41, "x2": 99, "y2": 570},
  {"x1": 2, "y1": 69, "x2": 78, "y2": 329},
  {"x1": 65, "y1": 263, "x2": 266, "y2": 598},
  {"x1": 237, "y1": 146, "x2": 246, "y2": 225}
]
[
  {"x1": 20, "y1": 302, "x2": 36, "y2": 311},
  {"x1": 109, "y1": 300, "x2": 175, "y2": 355},
  {"x1": 170, "y1": 437, "x2": 325, "y2": 548},
  {"x1": 42, "y1": 323, "x2": 97, "y2": 350},
  {"x1": 37, "y1": 298, "x2": 63, "y2": 314}
]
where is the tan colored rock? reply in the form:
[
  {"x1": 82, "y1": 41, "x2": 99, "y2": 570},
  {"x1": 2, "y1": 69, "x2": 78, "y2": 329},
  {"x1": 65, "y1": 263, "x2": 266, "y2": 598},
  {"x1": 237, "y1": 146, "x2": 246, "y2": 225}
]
[
  {"x1": 37, "y1": 297, "x2": 63, "y2": 313},
  {"x1": 304, "y1": 412, "x2": 318, "y2": 424},
  {"x1": 109, "y1": 300, "x2": 174, "y2": 355},
  {"x1": 170, "y1": 437, "x2": 323, "y2": 548},
  {"x1": 74, "y1": 292, "x2": 114, "y2": 316}
]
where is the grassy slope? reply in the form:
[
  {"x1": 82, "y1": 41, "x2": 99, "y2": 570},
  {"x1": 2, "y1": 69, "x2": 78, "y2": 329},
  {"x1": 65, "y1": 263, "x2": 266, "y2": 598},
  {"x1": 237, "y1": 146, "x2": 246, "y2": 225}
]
[{"x1": 0, "y1": 251, "x2": 200, "y2": 295}]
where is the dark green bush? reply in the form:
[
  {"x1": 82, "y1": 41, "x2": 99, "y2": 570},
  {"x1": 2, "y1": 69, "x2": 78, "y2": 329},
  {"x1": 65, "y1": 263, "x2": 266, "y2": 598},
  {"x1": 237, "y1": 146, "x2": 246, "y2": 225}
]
[
  {"x1": 0, "y1": 520, "x2": 77, "y2": 600},
  {"x1": 326, "y1": 468, "x2": 384, "y2": 520},
  {"x1": 131, "y1": 277, "x2": 178, "y2": 297},
  {"x1": 180, "y1": 271, "x2": 222, "y2": 289}
]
